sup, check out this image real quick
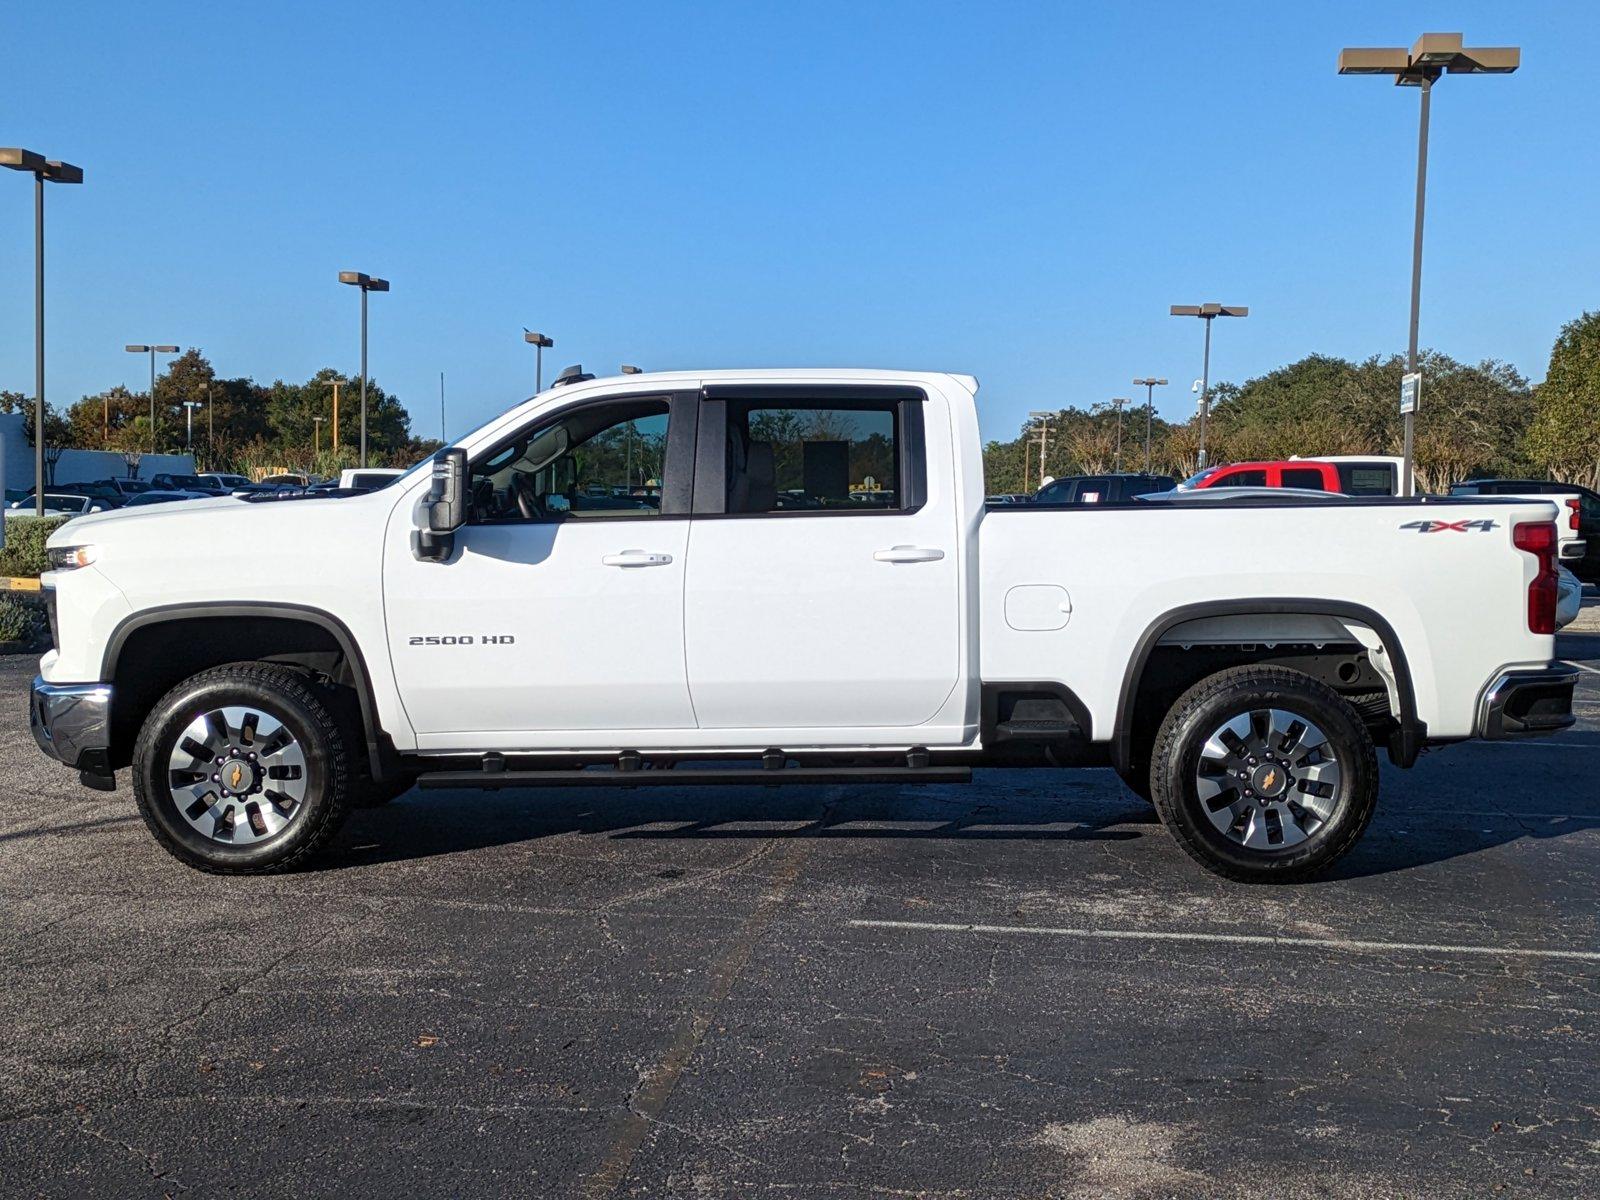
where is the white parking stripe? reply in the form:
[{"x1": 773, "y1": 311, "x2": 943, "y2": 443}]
[
  {"x1": 847, "y1": 919, "x2": 1600, "y2": 964},
  {"x1": 1565, "y1": 659, "x2": 1600, "y2": 676}
]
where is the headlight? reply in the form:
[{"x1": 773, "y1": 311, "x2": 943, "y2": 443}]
[{"x1": 46, "y1": 545, "x2": 98, "y2": 571}]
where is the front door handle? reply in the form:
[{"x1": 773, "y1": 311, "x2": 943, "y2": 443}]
[
  {"x1": 873, "y1": 546, "x2": 945, "y2": 564},
  {"x1": 602, "y1": 550, "x2": 674, "y2": 568}
]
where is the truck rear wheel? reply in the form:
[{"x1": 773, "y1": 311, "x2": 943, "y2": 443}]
[
  {"x1": 1149, "y1": 665, "x2": 1377, "y2": 883},
  {"x1": 132, "y1": 663, "x2": 354, "y2": 874}
]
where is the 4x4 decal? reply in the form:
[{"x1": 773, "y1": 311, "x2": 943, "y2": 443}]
[{"x1": 1399, "y1": 519, "x2": 1498, "y2": 533}]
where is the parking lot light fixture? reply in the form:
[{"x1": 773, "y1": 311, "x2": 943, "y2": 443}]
[
  {"x1": 1338, "y1": 33, "x2": 1520, "y2": 498},
  {"x1": 339, "y1": 272, "x2": 390, "y2": 467},
  {"x1": 1170, "y1": 305, "x2": 1247, "y2": 470},
  {"x1": 4, "y1": 149, "x2": 84, "y2": 515},
  {"x1": 1028, "y1": 410, "x2": 1055, "y2": 488},
  {"x1": 1110, "y1": 398, "x2": 1132, "y2": 471},
  {"x1": 523, "y1": 330, "x2": 554, "y2": 391},
  {"x1": 313, "y1": 416, "x2": 325, "y2": 457},
  {"x1": 124, "y1": 344, "x2": 179, "y2": 452},
  {"x1": 182, "y1": 400, "x2": 203, "y2": 449},
  {"x1": 1133, "y1": 377, "x2": 1168, "y2": 474}
]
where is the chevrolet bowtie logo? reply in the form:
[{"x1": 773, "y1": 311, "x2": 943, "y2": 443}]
[
  {"x1": 1261, "y1": 769, "x2": 1277, "y2": 791},
  {"x1": 229, "y1": 764, "x2": 244, "y2": 788}
]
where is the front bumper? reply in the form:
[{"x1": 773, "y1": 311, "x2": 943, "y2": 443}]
[
  {"x1": 30, "y1": 676, "x2": 115, "y2": 786},
  {"x1": 1477, "y1": 665, "x2": 1579, "y2": 739}
]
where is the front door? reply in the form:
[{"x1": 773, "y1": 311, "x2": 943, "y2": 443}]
[
  {"x1": 384, "y1": 391, "x2": 699, "y2": 739},
  {"x1": 682, "y1": 388, "x2": 961, "y2": 731}
]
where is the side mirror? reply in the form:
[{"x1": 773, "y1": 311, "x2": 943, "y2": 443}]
[{"x1": 413, "y1": 447, "x2": 467, "y2": 562}]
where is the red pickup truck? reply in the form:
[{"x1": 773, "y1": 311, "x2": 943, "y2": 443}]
[{"x1": 1181, "y1": 457, "x2": 1402, "y2": 496}]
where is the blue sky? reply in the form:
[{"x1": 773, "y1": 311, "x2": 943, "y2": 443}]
[{"x1": 4, "y1": 1, "x2": 1595, "y2": 445}]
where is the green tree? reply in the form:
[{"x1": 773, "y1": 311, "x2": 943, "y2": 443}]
[{"x1": 1526, "y1": 311, "x2": 1600, "y2": 487}]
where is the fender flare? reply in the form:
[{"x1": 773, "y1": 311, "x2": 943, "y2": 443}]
[
  {"x1": 1112, "y1": 598, "x2": 1423, "y2": 771},
  {"x1": 102, "y1": 601, "x2": 397, "y2": 780}
]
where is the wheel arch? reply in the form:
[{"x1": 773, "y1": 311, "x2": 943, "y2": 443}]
[
  {"x1": 1113, "y1": 599, "x2": 1422, "y2": 772},
  {"x1": 102, "y1": 602, "x2": 395, "y2": 779}
]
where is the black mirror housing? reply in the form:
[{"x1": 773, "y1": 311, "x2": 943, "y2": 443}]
[{"x1": 414, "y1": 447, "x2": 468, "y2": 561}]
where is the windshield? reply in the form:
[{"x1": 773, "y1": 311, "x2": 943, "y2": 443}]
[{"x1": 1177, "y1": 468, "x2": 1217, "y2": 489}]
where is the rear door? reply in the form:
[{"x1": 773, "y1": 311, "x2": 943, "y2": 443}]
[{"x1": 682, "y1": 385, "x2": 961, "y2": 731}]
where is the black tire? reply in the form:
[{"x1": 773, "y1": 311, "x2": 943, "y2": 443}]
[
  {"x1": 1149, "y1": 665, "x2": 1378, "y2": 883},
  {"x1": 132, "y1": 662, "x2": 354, "y2": 874}
]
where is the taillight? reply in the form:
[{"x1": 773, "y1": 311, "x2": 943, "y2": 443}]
[
  {"x1": 1512, "y1": 520, "x2": 1558, "y2": 635},
  {"x1": 1566, "y1": 497, "x2": 1581, "y2": 532}
]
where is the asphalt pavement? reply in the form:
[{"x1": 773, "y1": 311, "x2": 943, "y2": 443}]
[{"x1": 1, "y1": 627, "x2": 1597, "y2": 1198}]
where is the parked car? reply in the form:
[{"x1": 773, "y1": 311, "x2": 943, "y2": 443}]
[
  {"x1": 198, "y1": 473, "x2": 252, "y2": 491},
  {"x1": 1450, "y1": 479, "x2": 1600, "y2": 583},
  {"x1": 93, "y1": 478, "x2": 154, "y2": 498},
  {"x1": 122, "y1": 490, "x2": 212, "y2": 508},
  {"x1": 336, "y1": 468, "x2": 404, "y2": 492},
  {"x1": 6, "y1": 493, "x2": 103, "y2": 518},
  {"x1": 150, "y1": 473, "x2": 216, "y2": 493},
  {"x1": 985, "y1": 493, "x2": 1034, "y2": 504},
  {"x1": 34, "y1": 369, "x2": 1576, "y2": 884},
  {"x1": 1556, "y1": 564, "x2": 1583, "y2": 630},
  {"x1": 1180, "y1": 457, "x2": 1404, "y2": 497},
  {"x1": 16, "y1": 481, "x2": 125, "y2": 509},
  {"x1": 1034, "y1": 473, "x2": 1177, "y2": 504}
]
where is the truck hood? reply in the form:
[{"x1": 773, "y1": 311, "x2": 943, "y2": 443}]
[{"x1": 48, "y1": 493, "x2": 247, "y2": 540}]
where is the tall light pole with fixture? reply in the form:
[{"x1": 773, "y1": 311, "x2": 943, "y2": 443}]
[
  {"x1": 183, "y1": 400, "x2": 202, "y2": 449},
  {"x1": 1132, "y1": 377, "x2": 1167, "y2": 474},
  {"x1": 1109, "y1": 398, "x2": 1131, "y2": 471},
  {"x1": 524, "y1": 330, "x2": 554, "y2": 391},
  {"x1": 1339, "y1": 33, "x2": 1519, "y2": 497},
  {"x1": 313, "y1": 416, "x2": 325, "y2": 457},
  {"x1": 338, "y1": 271, "x2": 389, "y2": 467},
  {"x1": 1170, "y1": 304, "x2": 1247, "y2": 470},
  {"x1": 1028, "y1": 410, "x2": 1054, "y2": 485},
  {"x1": 2, "y1": 149, "x2": 83, "y2": 516},
  {"x1": 124, "y1": 344, "x2": 179, "y2": 452}
]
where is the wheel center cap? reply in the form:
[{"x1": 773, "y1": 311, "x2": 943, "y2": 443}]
[
  {"x1": 1250, "y1": 762, "x2": 1289, "y2": 798},
  {"x1": 222, "y1": 758, "x2": 258, "y2": 794}
]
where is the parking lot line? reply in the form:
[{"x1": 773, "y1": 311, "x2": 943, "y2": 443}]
[
  {"x1": 1565, "y1": 659, "x2": 1600, "y2": 676},
  {"x1": 847, "y1": 919, "x2": 1600, "y2": 964}
]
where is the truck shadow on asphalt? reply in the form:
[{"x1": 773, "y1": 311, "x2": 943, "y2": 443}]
[{"x1": 333, "y1": 747, "x2": 1600, "y2": 881}]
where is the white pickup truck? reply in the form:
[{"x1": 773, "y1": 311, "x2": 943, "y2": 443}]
[{"x1": 31, "y1": 370, "x2": 1578, "y2": 881}]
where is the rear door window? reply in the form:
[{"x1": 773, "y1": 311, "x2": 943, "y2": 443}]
[
  {"x1": 1334, "y1": 462, "x2": 1397, "y2": 496},
  {"x1": 1281, "y1": 468, "x2": 1328, "y2": 490}
]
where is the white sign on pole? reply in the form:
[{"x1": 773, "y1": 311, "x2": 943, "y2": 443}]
[{"x1": 1400, "y1": 371, "x2": 1421, "y2": 415}]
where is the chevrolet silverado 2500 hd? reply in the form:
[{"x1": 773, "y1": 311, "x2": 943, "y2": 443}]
[{"x1": 30, "y1": 370, "x2": 1578, "y2": 881}]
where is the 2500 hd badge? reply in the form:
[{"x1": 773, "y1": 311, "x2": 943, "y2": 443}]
[{"x1": 407, "y1": 635, "x2": 516, "y2": 646}]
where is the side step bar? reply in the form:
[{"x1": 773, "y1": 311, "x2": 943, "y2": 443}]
[{"x1": 417, "y1": 764, "x2": 972, "y2": 791}]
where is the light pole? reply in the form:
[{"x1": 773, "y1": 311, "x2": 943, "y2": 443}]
[
  {"x1": 524, "y1": 330, "x2": 554, "y2": 391},
  {"x1": 1132, "y1": 377, "x2": 1168, "y2": 474},
  {"x1": 124, "y1": 344, "x2": 179, "y2": 452},
  {"x1": 1170, "y1": 304, "x2": 1247, "y2": 470},
  {"x1": 1110, "y1": 398, "x2": 1131, "y2": 471},
  {"x1": 183, "y1": 400, "x2": 202, "y2": 449},
  {"x1": 2, "y1": 150, "x2": 83, "y2": 516},
  {"x1": 338, "y1": 271, "x2": 389, "y2": 467},
  {"x1": 1028, "y1": 410, "x2": 1054, "y2": 486},
  {"x1": 313, "y1": 416, "x2": 325, "y2": 457},
  {"x1": 1339, "y1": 33, "x2": 1519, "y2": 497}
]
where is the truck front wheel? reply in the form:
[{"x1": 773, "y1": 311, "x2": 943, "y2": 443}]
[
  {"x1": 1149, "y1": 666, "x2": 1377, "y2": 883},
  {"x1": 132, "y1": 663, "x2": 354, "y2": 873}
]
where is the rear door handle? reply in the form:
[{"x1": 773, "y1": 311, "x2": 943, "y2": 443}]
[
  {"x1": 602, "y1": 550, "x2": 674, "y2": 568},
  {"x1": 873, "y1": 546, "x2": 945, "y2": 564}
]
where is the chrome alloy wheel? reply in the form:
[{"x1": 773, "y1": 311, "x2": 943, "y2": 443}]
[
  {"x1": 1194, "y1": 708, "x2": 1342, "y2": 851},
  {"x1": 165, "y1": 705, "x2": 308, "y2": 844}
]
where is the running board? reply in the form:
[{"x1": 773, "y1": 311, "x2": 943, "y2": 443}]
[{"x1": 416, "y1": 764, "x2": 972, "y2": 791}]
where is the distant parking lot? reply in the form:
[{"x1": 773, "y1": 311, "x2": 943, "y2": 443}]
[{"x1": 2, "y1": 616, "x2": 1597, "y2": 1197}]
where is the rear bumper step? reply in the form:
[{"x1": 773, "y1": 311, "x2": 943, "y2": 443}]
[
  {"x1": 417, "y1": 764, "x2": 973, "y2": 791},
  {"x1": 1478, "y1": 664, "x2": 1579, "y2": 739}
]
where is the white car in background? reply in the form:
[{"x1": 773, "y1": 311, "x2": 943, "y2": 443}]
[{"x1": 5, "y1": 494, "x2": 105, "y2": 519}]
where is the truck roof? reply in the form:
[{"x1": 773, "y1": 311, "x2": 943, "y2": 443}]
[{"x1": 535, "y1": 367, "x2": 980, "y2": 396}]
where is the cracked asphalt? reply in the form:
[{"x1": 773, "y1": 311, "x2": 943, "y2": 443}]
[{"x1": 2, "y1": 625, "x2": 1598, "y2": 1199}]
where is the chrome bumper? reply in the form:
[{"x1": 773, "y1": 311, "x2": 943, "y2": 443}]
[
  {"x1": 30, "y1": 676, "x2": 114, "y2": 777},
  {"x1": 1478, "y1": 665, "x2": 1579, "y2": 739}
]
